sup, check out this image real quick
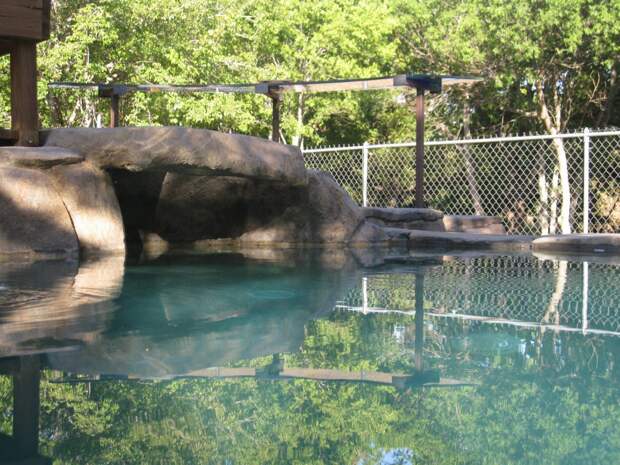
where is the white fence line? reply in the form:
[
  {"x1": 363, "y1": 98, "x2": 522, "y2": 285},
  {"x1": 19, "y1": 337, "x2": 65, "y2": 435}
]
[
  {"x1": 303, "y1": 128, "x2": 620, "y2": 235},
  {"x1": 335, "y1": 259, "x2": 620, "y2": 337},
  {"x1": 303, "y1": 129, "x2": 620, "y2": 154}
]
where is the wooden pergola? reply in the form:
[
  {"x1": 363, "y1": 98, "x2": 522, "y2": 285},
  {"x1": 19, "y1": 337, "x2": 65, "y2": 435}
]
[
  {"x1": 50, "y1": 74, "x2": 481, "y2": 207},
  {"x1": 0, "y1": 0, "x2": 51, "y2": 146}
]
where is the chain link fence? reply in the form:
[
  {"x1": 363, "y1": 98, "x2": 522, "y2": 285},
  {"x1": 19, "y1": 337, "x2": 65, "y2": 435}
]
[{"x1": 303, "y1": 129, "x2": 620, "y2": 235}]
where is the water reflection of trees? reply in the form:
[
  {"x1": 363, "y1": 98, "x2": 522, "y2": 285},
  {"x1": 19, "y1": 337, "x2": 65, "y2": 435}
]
[
  {"x1": 1, "y1": 309, "x2": 619, "y2": 464},
  {"x1": 1, "y1": 254, "x2": 619, "y2": 464}
]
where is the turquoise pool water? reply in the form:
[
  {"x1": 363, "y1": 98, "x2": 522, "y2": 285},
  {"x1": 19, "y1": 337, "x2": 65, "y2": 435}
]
[{"x1": 1, "y1": 252, "x2": 619, "y2": 464}]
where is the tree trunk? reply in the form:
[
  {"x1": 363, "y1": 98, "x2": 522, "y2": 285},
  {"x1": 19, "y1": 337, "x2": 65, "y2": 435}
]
[
  {"x1": 538, "y1": 166, "x2": 549, "y2": 235},
  {"x1": 549, "y1": 168, "x2": 559, "y2": 235},
  {"x1": 597, "y1": 61, "x2": 619, "y2": 127},
  {"x1": 536, "y1": 79, "x2": 571, "y2": 234},
  {"x1": 291, "y1": 93, "x2": 305, "y2": 148},
  {"x1": 460, "y1": 101, "x2": 485, "y2": 215}
]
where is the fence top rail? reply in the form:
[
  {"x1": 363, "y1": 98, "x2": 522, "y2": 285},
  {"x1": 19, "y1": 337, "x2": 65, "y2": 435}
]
[{"x1": 302, "y1": 128, "x2": 620, "y2": 154}]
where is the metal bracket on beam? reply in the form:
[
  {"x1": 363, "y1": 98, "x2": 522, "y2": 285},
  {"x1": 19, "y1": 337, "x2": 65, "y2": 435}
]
[
  {"x1": 97, "y1": 85, "x2": 130, "y2": 128},
  {"x1": 393, "y1": 74, "x2": 442, "y2": 94},
  {"x1": 97, "y1": 84, "x2": 131, "y2": 98},
  {"x1": 392, "y1": 74, "x2": 442, "y2": 93}
]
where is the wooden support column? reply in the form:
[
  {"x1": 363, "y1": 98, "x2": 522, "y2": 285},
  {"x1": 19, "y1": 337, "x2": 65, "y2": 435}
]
[
  {"x1": 13, "y1": 356, "x2": 41, "y2": 459},
  {"x1": 270, "y1": 92, "x2": 282, "y2": 143},
  {"x1": 10, "y1": 40, "x2": 39, "y2": 146},
  {"x1": 110, "y1": 94, "x2": 120, "y2": 128},
  {"x1": 415, "y1": 86, "x2": 425, "y2": 208}
]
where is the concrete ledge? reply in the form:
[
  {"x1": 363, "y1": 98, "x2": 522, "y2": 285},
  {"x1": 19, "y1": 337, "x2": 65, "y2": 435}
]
[
  {"x1": 407, "y1": 230, "x2": 533, "y2": 251},
  {"x1": 533, "y1": 234, "x2": 620, "y2": 255}
]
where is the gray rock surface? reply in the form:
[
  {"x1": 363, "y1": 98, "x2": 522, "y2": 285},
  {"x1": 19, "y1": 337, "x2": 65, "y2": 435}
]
[
  {"x1": 151, "y1": 170, "x2": 372, "y2": 245},
  {"x1": 0, "y1": 146, "x2": 83, "y2": 169},
  {"x1": 443, "y1": 215, "x2": 506, "y2": 234},
  {"x1": 0, "y1": 166, "x2": 78, "y2": 256},
  {"x1": 42, "y1": 127, "x2": 307, "y2": 185},
  {"x1": 239, "y1": 170, "x2": 364, "y2": 244},
  {"x1": 362, "y1": 207, "x2": 444, "y2": 231},
  {"x1": 362, "y1": 207, "x2": 443, "y2": 222},
  {"x1": 407, "y1": 230, "x2": 533, "y2": 251},
  {"x1": 533, "y1": 234, "x2": 620, "y2": 255},
  {"x1": 49, "y1": 162, "x2": 125, "y2": 253}
]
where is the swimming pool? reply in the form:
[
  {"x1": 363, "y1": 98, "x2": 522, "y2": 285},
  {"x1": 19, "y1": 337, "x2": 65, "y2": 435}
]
[{"x1": 1, "y1": 251, "x2": 619, "y2": 464}]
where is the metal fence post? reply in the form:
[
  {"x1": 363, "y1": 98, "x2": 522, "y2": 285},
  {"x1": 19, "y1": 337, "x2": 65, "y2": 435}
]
[
  {"x1": 583, "y1": 128, "x2": 590, "y2": 234},
  {"x1": 582, "y1": 261, "x2": 589, "y2": 335},
  {"x1": 362, "y1": 141, "x2": 369, "y2": 207}
]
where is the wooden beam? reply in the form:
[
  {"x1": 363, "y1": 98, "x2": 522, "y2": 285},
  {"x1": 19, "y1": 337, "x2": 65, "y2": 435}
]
[
  {"x1": 0, "y1": 1, "x2": 50, "y2": 42},
  {"x1": 0, "y1": 38, "x2": 15, "y2": 56},
  {"x1": 256, "y1": 76, "x2": 397, "y2": 95},
  {"x1": 10, "y1": 40, "x2": 39, "y2": 146}
]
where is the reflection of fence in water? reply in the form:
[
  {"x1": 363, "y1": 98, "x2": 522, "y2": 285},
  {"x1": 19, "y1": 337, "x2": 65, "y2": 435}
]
[{"x1": 338, "y1": 257, "x2": 620, "y2": 334}]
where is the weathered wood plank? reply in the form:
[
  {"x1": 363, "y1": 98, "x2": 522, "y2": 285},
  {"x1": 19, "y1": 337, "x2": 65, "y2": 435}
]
[
  {"x1": 0, "y1": 0, "x2": 44, "y2": 8},
  {"x1": 0, "y1": 3, "x2": 48, "y2": 41}
]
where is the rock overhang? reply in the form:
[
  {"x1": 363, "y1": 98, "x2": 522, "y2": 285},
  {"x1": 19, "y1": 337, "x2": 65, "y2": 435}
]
[{"x1": 40, "y1": 127, "x2": 308, "y2": 186}]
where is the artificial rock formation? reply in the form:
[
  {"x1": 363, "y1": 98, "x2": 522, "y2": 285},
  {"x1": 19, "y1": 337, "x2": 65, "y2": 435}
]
[
  {"x1": 0, "y1": 165, "x2": 78, "y2": 256},
  {"x1": 48, "y1": 162, "x2": 125, "y2": 253},
  {"x1": 41, "y1": 127, "x2": 307, "y2": 185},
  {"x1": 1, "y1": 126, "x2": 522, "y2": 259}
]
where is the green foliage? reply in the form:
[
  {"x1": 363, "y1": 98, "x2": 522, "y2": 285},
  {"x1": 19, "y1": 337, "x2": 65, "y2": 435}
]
[
  {"x1": 2, "y1": 310, "x2": 619, "y2": 464},
  {"x1": 1, "y1": 0, "x2": 618, "y2": 146}
]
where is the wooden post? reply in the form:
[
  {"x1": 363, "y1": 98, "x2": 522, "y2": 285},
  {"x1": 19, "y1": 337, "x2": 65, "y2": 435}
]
[
  {"x1": 10, "y1": 40, "x2": 39, "y2": 146},
  {"x1": 414, "y1": 271, "x2": 425, "y2": 372},
  {"x1": 110, "y1": 94, "x2": 120, "y2": 128},
  {"x1": 270, "y1": 92, "x2": 281, "y2": 143},
  {"x1": 13, "y1": 356, "x2": 41, "y2": 459},
  {"x1": 415, "y1": 86, "x2": 425, "y2": 208}
]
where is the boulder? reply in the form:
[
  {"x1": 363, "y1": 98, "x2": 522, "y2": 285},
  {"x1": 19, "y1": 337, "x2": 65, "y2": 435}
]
[
  {"x1": 362, "y1": 207, "x2": 444, "y2": 231},
  {"x1": 41, "y1": 127, "x2": 307, "y2": 186},
  {"x1": 48, "y1": 162, "x2": 125, "y2": 254},
  {"x1": 0, "y1": 146, "x2": 83, "y2": 169},
  {"x1": 362, "y1": 207, "x2": 443, "y2": 223},
  {"x1": 443, "y1": 215, "x2": 506, "y2": 234},
  {"x1": 0, "y1": 166, "x2": 78, "y2": 257},
  {"x1": 151, "y1": 170, "x2": 371, "y2": 245},
  {"x1": 239, "y1": 170, "x2": 364, "y2": 244}
]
